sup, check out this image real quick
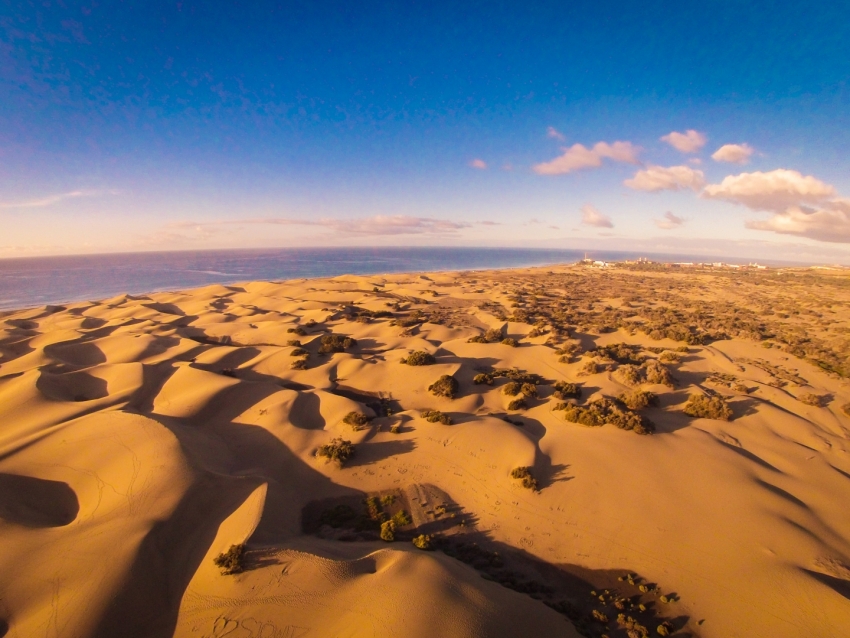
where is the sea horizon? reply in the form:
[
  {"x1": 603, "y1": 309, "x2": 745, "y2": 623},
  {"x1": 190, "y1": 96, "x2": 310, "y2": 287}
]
[{"x1": 0, "y1": 245, "x2": 828, "y2": 312}]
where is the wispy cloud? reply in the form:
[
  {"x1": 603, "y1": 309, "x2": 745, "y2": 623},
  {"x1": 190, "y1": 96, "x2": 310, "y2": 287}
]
[
  {"x1": 168, "y1": 215, "x2": 474, "y2": 236},
  {"x1": 655, "y1": 211, "x2": 685, "y2": 229},
  {"x1": 624, "y1": 165, "x2": 705, "y2": 192},
  {"x1": 533, "y1": 141, "x2": 640, "y2": 175},
  {"x1": 469, "y1": 158, "x2": 488, "y2": 169},
  {"x1": 581, "y1": 204, "x2": 614, "y2": 228},
  {"x1": 546, "y1": 126, "x2": 565, "y2": 141},
  {"x1": 711, "y1": 143, "x2": 754, "y2": 164},
  {"x1": 661, "y1": 130, "x2": 706, "y2": 153},
  {"x1": 0, "y1": 189, "x2": 116, "y2": 209}
]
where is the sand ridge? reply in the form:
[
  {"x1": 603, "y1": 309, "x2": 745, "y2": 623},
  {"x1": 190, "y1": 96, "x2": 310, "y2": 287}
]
[{"x1": 0, "y1": 265, "x2": 849, "y2": 637}]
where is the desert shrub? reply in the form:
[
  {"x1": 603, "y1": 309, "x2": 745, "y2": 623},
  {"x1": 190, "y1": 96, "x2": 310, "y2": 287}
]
[
  {"x1": 843, "y1": 402, "x2": 850, "y2": 416},
  {"x1": 676, "y1": 345, "x2": 690, "y2": 352},
  {"x1": 289, "y1": 347, "x2": 308, "y2": 357},
  {"x1": 520, "y1": 382, "x2": 538, "y2": 397},
  {"x1": 412, "y1": 534, "x2": 433, "y2": 550},
  {"x1": 657, "y1": 621, "x2": 674, "y2": 636},
  {"x1": 581, "y1": 359, "x2": 599, "y2": 375},
  {"x1": 391, "y1": 510, "x2": 412, "y2": 527},
  {"x1": 287, "y1": 326, "x2": 306, "y2": 335},
  {"x1": 552, "y1": 381, "x2": 581, "y2": 399},
  {"x1": 592, "y1": 609, "x2": 609, "y2": 624},
  {"x1": 290, "y1": 359, "x2": 307, "y2": 370},
  {"x1": 501, "y1": 337, "x2": 519, "y2": 347},
  {"x1": 555, "y1": 397, "x2": 654, "y2": 434},
  {"x1": 484, "y1": 328, "x2": 503, "y2": 342},
  {"x1": 799, "y1": 393, "x2": 826, "y2": 407},
  {"x1": 659, "y1": 351, "x2": 681, "y2": 363},
  {"x1": 316, "y1": 437, "x2": 355, "y2": 465},
  {"x1": 614, "y1": 364, "x2": 642, "y2": 386},
  {"x1": 555, "y1": 342, "x2": 582, "y2": 357},
  {"x1": 733, "y1": 383, "x2": 750, "y2": 393},
  {"x1": 491, "y1": 368, "x2": 542, "y2": 384},
  {"x1": 286, "y1": 339, "x2": 302, "y2": 347},
  {"x1": 507, "y1": 397, "x2": 527, "y2": 410},
  {"x1": 428, "y1": 375, "x2": 459, "y2": 399},
  {"x1": 421, "y1": 409, "x2": 452, "y2": 425},
  {"x1": 467, "y1": 335, "x2": 488, "y2": 343},
  {"x1": 318, "y1": 333, "x2": 357, "y2": 354},
  {"x1": 380, "y1": 494, "x2": 396, "y2": 506},
  {"x1": 402, "y1": 350, "x2": 436, "y2": 366},
  {"x1": 595, "y1": 342, "x2": 645, "y2": 364},
  {"x1": 510, "y1": 466, "x2": 538, "y2": 490},
  {"x1": 380, "y1": 520, "x2": 396, "y2": 542},
  {"x1": 214, "y1": 544, "x2": 245, "y2": 575},
  {"x1": 473, "y1": 373, "x2": 494, "y2": 385},
  {"x1": 343, "y1": 411, "x2": 371, "y2": 430},
  {"x1": 683, "y1": 394, "x2": 733, "y2": 420},
  {"x1": 643, "y1": 359, "x2": 674, "y2": 386},
  {"x1": 618, "y1": 389, "x2": 658, "y2": 410},
  {"x1": 502, "y1": 381, "x2": 522, "y2": 396}
]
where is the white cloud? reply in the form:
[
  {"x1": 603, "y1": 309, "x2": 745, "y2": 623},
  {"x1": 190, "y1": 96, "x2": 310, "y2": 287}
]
[
  {"x1": 745, "y1": 204, "x2": 850, "y2": 243},
  {"x1": 581, "y1": 204, "x2": 614, "y2": 228},
  {"x1": 711, "y1": 143, "x2": 754, "y2": 164},
  {"x1": 533, "y1": 141, "x2": 640, "y2": 175},
  {"x1": 624, "y1": 165, "x2": 705, "y2": 192},
  {"x1": 702, "y1": 169, "x2": 836, "y2": 212},
  {"x1": 661, "y1": 130, "x2": 706, "y2": 153},
  {"x1": 0, "y1": 189, "x2": 116, "y2": 209},
  {"x1": 469, "y1": 158, "x2": 488, "y2": 169},
  {"x1": 655, "y1": 211, "x2": 685, "y2": 229},
  {"x1": 168, "y1": 215, "x2": 472, "y2": 237},
  {"x1": 546, "y1": 126, "x2": 566, "y2": 141}
]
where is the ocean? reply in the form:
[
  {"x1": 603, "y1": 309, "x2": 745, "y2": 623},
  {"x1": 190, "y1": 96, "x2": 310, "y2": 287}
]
[{"x1": 0, "y1": 246, "x2": 783, "y2": 311}]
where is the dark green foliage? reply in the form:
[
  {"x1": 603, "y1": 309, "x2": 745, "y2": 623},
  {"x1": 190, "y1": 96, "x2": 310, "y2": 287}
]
[
  {"x1": 501, "y1": 337, "x2": 519, "y2": 347},
  {"x1": 412, "y1": 534, "x2": 433, "y2": 550},
  {"x1": 799, "y1": 392, "x2": 826, "y2": 407},
  {"x1": 618, "y1": 389, "x2": 658, "y2": 410},
  {"x1": 391, "y1": 510, "x2": 412, "y2": 527},
  {"x1": 510, "y1": 466, "x2": 538, "y2": 490},
  {"x1": 290, "y1": 359, "x2": 307, "y2": 370},
  {"x1": 342, "y1": 411, "x2": 371, "y2": 430},
  {"x1": 555, "y1": 397, "x2": 654, "y2": 434},
  {"x1": 683, "y1": 394, "x2": 733, "y2": 420},
  {"x1": 552, "y1": 381, "x2": 581, "y2": 399},
  {"x1": 316, "y1": 437, "x2": 355, "y2": 465},
  {"x1": 214, "y1": 544, "x2": 245, "y2": 575},
  {"x1": 286, "y1": 339, "x2": 302, "y2": 347},
  {"x1": 520, "y1": 383, "x2": 538, "y2": 397},
  {"x1": 380, "y1": 520, "x2": 396, "y2": 541},
  {"x1": 468, "y1": 328, "x2": 504, "y2": 343},
  {"x1": 287, "y1": 326, "x2": 306, "y2": 335},
  {"x1": 614, "y1": 360, "x2": 675, "y2": 387},
  {"x1": 318, "y1": 333, "x2": 357, "y2": 354},
  {"x1": 594, "y1": 342, "x2": 645, "y2": 364},
  {"x1": 429, "y1": 374, "x2": 459, "y2": 398},
  {"x1": 502, "y1": 381, "x2": 522, "y2": 396},
  {"x1": 581, "y1": 359, "x2": 599, "y2": 375},
  {"x1": 473, "y1": 373, "x2": 494, "y2": 385},
  {"x1": 421, "y1": 409, "x2": 452, "y2": 424},
  {"x1": 289, "y1": 347, "x2": 308, "y2": 357},
  {"x1": 401, "y1": 350, "x2": 436, "y2": 366},
  {"x1": 507, "y1": 397, "x2": 527, "y2": 410}
]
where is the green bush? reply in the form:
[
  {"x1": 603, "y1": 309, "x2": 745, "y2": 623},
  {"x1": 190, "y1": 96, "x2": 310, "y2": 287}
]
[
  {"x1": 316, "y1": 437, "x2": 355, "y2": 465},
  {"x1": 286, "y1": 339, "x2": 302, "y2": 347},
  {"x1": 429, "y1": 374, "x2": 459, "y2": 399},
  {"x1": 214, "y1": 544, "x2": 245, "y2": 575},
  {"x1": 343, "y1": 411, "x2": 371, "y2": 430},
  {"x1": 402, "y1": 350, "x2": 436, "y2": 366},
  {"x1": 502, "y1": 381, "x2": 522, "y2": 396},
  {"x1": 289, "y1": 347, "x2": 308, "y2": 357},
  {"x1": 618, "y1": 389, "x2": 658, "y2": 410},
  {"x1": 290, "y1": 359, "x2": 307, "y2": 370},
  {"x1": 473, "y1": 373, "x2": 494, "y2": 385},
  {"x1": 614, "y1": 364, "x2": 642, "y2": 386},
  {"x1": 683, "y1": 394, "x2": 733, "y2": 420},
  {"x1": 318, "y1": 333, "x2": 357, "y2": 354},
  {"x1": 380, "y1": 520, "x2": 396, "y2": 542},
  {"x1": 643, "y1": 359, "x2": 674, "y2": 386},
  {"x1": 594, "y1": 342, "x2": 645, "y2": 364},
  {"x1": 412, "y1": 534, "x2": 433, "y2": 550},
  {"x1": 580, "y1": 359, "x2": 599, "y2": 375},
  {"x1": 391, "y1": 510, "x2": 412, "y2": 527},
  {"x1": 287, "y1": 326, "x2": 306, "y2": 336},
  {"x1": 552, "y1": 381, "x2": 581, "y2": 399},
  {"x1": 421, "y1": 409, "x2": 452, "y2": 424},
  {"x1": 510, "y1": 466, "x2": 538, "y2": 490},
  {"x1": 484, "y1": 328, "x2": 504, "y2": 342},
  {"x1": 657, "y1": 621, "x2": 674, "y2": 636},
  {"x1": 507, "y1": 397, "x2": 527, "y2": 411},
  {"x1": 501, "y1": 337, "x2": 519, "y2": 347},
  {"x1": 555, "y1": 397, "x2": 654, "y2": 434},
  {"x1": 799, "y1": 393, "x2": 826, "y2": 407},
  {"x1": 520, "y1": 382, "x2": 538, "y2": 398}
]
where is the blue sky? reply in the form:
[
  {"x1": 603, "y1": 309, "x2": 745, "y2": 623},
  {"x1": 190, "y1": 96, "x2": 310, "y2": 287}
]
[{"x1": 2, "y1": 1, "x2": 850, "y2": 261}]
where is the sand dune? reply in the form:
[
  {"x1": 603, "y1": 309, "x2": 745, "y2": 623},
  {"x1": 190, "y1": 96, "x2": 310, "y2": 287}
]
[{"x1": 1, "y1": 264, "x2": 849, "y2": 637}]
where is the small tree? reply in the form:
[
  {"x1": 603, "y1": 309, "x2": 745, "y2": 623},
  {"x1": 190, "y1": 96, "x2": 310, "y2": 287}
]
[
  {"x1": 429, "y1": 374, "x2": 459, "y2": 399},
  {"x1": 316, "y1": 437, "x2": 355, "y2": 465},
  {"x1": 214, "y1": 544, "x2": 245, "y2": 575},
  {"x1": 380, "y1": 520, "x2": 396, "y2": 542}
]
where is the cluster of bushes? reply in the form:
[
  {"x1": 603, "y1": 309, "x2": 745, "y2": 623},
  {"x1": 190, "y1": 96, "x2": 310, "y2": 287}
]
[
  {"x1": 683, "y1": 393, "x2": 733, "y2": 420},
  {"x1": 502, "y1": 381, "x2": 537, "y2": 397},
  {"x1": 799, "y1": 393, "x2": 827, "y2": 407},
  {"x1": 318, "y1": 333, "x2": 357, "y2": 354},
  {"x1": 412, "y1": 534, "x2": 433, "y2": 549},
  {"x1": 468, "y1": 328, "x2": 504, "y2": 343},
  {"x1": 593, "y1": 342, "x2": 645, "y2": 364},
  {"x1": 473, "y1": 367, "x2": 542, "y2": 387},
  {"x1": 613, "y1": 359, "x2": 675, "y2": 387},
  {"x1": 401, "y1": 350, "x2": 435, "y2": 366},
  {"x1": 213, "y1": 544, "x2": 245, "y2": 575},
  {"x1": 510, "y1": 466, "x2": 538, "y2": 490},
  {"x1": 342, "y1": 411, "x2": 371, "y2": 430},
  {"x1": 421, "y1": 409, "x2": 452, "y2": 424},
  {"x1": 287, "y1": 326, "x2": 306, "y2": 336},
  {"x1": 429, "y1": 374, "x2": 459, "y2": 398},
  {"x1": 618, "y1": 389, "x2": 658, "y2": 410},
  {"x1": 316, "y1": 437, "x2": 355, "y2": 465},
  {"x1": 552, "y1": 381, "x2": 581, "y2": 399},
  {"x1": 554, "y1": 397, "x2": 654, "y2": 434}
]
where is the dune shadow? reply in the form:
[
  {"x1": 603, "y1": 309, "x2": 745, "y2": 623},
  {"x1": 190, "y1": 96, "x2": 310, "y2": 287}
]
[
  {"x1": 0, "y1": 473, "x2": 79, "y2": 527},
  {"x1": 346, "y1": 440, "x2": 417, "y2": 467},
  {"x1": 754, "y1": 478, "x2": 808, "y2": 509},
  {"x1": 803, "y1": 568, "x2": 850, "y2": 601},
  {"x1": 142, "y1": 302, "x2": 186, "y2": 316},
  {"x1": 43, "y1": 339, "x2": 107, "y2": 367},
  {"x1": 289, "y1": 391, "x2": 326, "y2": 430},
  {"x1": 716, "y1": 439, "x2": 781, "y2": 472},
  {"x1": 36, "y1": 370, "x2": 109, "y2": 402}
]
